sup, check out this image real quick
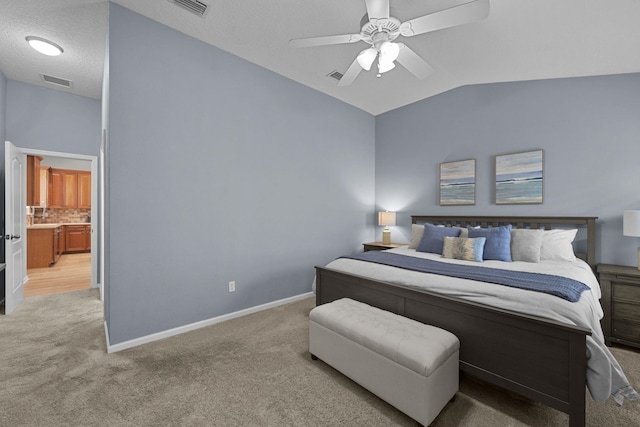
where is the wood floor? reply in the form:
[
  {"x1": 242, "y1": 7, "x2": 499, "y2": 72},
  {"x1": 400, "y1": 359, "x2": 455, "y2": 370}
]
[{"x1": 25, "y1": 253, "x2": 91, "y2": 297}]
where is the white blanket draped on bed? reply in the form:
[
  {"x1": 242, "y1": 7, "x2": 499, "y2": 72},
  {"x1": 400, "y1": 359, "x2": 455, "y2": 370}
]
[{"x1": 320, "y1": 247, "x2": 640, "y2": 404}]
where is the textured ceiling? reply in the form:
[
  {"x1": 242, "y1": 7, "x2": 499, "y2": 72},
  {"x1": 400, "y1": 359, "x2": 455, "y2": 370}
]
[
  {"x1": 1, "y1": 0, "x2": 639, "y2": 115},
  {"x1": 0, "y1": 0, "x2": 108, "y2": 99}
]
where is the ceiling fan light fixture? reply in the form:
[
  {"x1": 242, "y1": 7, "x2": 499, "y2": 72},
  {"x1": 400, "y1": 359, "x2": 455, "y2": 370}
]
[
  {"x1": 378, "y1": 59, "x2": 396, "y2": 74},
  {"x1": 356, "y1": 48, "x2": 377, "y2": 71},
  {"x1": 290, "y1": 0, "x2": 490, "y2": 86},
  {"x1": 379, "y1": 41, "x2": 400, "y2": 63},
  {"x1": 26, "y1": 36, "x2": 63, "y2": 56}
]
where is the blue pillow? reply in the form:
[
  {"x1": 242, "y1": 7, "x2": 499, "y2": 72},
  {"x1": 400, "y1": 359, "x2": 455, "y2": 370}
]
[
  {"x1": 416, "y1": 223, "x2": 462, "y2": 254},
  {"x1": 468, "y1": 224, "x2": 512, "y2": 261}
]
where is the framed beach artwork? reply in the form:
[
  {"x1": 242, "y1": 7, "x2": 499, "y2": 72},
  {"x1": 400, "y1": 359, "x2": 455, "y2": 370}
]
[
  {"x1": 440, "y1": 159, "x2": 476, "y2": 206},
  {"x1": 495, "y1": 150, "x2": 544, "y2": 204}
]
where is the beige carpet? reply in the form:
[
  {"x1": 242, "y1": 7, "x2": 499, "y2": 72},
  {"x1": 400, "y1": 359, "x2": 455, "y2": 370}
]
[{"x1": 1, "y1": 290, "x2": 639, "y2": 426}]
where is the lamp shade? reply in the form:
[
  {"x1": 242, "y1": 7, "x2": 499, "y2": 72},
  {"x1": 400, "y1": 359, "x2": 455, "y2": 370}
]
[
  {"x1": 380, "y1": 42, "x2": 400, "y2": 63},
  {"x1": 378, "y1": 211, "x2": 396, "y2": 227},
  {"x1": 623, "y1": 210, "x2": 640, "y2": 237},
  {"x1": 357, "y1": 48, "x2": 377, "y2": 71},
  {"x1": 377, "y1": 58, "x2": 396, "y2": 74}
]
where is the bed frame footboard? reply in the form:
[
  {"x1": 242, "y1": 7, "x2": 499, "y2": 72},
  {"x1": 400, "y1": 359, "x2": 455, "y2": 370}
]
[{"x1": 315, "y1": 266, "x2": 590, "y2": 427}]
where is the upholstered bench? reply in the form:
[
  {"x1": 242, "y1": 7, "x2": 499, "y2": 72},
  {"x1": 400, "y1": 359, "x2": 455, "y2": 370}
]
[{"x1": 309, "y1": 298, "x2": 459, "y2": 427}]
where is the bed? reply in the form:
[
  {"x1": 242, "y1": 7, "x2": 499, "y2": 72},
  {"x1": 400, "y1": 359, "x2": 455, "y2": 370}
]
[{"x1": 314, "y1": 215, "x2": 635, "y2": 427}]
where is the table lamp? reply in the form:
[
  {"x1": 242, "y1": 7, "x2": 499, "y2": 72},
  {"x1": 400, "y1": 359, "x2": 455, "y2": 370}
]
[
  {"x1": 378, "y1": 211, "x2": 396, "y2": 245},
  {"x1": 623, "y1": 210, "x2": 640, "y2": 269}
]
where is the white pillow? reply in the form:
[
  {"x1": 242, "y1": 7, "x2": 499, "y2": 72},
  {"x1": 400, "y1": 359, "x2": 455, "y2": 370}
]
[
  {"x1": 540, "y1": 229, "x2": 578, "y2": 262},
  {"x1": 510, "y1": 228, "x2": 543, "y2": 263},
  {"x1": 408, "y1": 224, "x2": 424, "y2": 249}
]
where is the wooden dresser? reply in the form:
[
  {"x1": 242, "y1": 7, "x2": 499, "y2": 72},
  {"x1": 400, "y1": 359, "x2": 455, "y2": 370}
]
[{"x1": 598, "y1": 264, "x2": 640, "y2": 348}]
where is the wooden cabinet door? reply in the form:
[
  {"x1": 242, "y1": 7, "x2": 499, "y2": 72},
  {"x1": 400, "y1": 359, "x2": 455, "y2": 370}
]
[
  {"x1": 26, "y1": 156, "x2": 42, "y2": 206},
  {"x1": 78, "y1": 172, "x2": 91, "y2": 209},
  {"x1": 63, "y1": 172, "x2": 78, "y2": 208},
  {"x1": 27, "y1": 228, "x2": 55, "y2": 268},
  {"x1": 48, "y1": 169, "x2": 64, "y2": 208},
  {"x1": 65, "y1": 226, "x2": 88, "y2": 253},
  {"x1": 38, "y1": 167, "x2": 48, "y2": 206}
]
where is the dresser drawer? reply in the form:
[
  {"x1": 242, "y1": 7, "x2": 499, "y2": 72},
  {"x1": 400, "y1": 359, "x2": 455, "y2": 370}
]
[
  {"x1": 612, "y1": 319, "x2": 640, "y2": 343},
  {"x1": 612, "y1": 301, "x2": 640, "y2": 323},
  {"x1": 612, "y1": 283, "x2": 640, "y2": 304}
]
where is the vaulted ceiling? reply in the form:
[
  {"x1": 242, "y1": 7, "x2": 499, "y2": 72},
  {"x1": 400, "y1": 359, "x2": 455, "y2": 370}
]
[{"x1": 1, "y1": 0, "x2": 639, "y2": 115}]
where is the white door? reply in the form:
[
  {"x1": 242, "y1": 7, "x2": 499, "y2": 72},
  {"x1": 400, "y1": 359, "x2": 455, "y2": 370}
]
[{"x1": 4, "y1": 141, "x2": 26, "y2": 314}]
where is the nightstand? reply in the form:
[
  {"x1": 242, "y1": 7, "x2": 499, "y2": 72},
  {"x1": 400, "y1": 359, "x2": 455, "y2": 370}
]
[
  {"x1": 597, "y1": 264, "x2": 640, "y2": 348},
  {"x1": 363, "y1": 242, "x2": 407, "y2": 252}
]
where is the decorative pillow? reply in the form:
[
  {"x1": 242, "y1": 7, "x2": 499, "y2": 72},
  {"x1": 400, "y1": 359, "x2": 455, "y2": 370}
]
[
  {"x1": 408, "y1": 224, "x2": 425, "y2": 249},
  {"x1": 458, "y1": 227, "x2": 470, "y2": 238},
  {"x1": 468, "y1": 224, "x2": 513, "y2": 262},
  {"x1": 416, "y1": 223, "x2": 462, "y2": 254},
  {"x1": 540, "y1": 229, "x2": 578, "y2": 262},
  {"x1": 510, "y1": 228, "x2": 544, "y2": 263},
  {"x1": 442, "y1": 236, "x2": 486, "y2": 262}
]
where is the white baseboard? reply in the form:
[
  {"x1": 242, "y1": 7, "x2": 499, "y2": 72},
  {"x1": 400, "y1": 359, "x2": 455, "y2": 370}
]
[{"x1": 105, "y1": 292, "x2": 314, "y2": 353}]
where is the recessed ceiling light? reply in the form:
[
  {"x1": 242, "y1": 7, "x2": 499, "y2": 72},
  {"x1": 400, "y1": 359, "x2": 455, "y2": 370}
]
[{"x1": 26, "y1": 36, "x2": 63, "y2": 56}]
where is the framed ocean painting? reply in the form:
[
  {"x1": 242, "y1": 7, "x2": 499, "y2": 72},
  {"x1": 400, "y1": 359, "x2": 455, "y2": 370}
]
[
  {"x1": 440, "y1": 159, "x2": 476, "y2": 206},
  {"x1": 495, "y1": 150, "x2": 543, "y2": 204}
]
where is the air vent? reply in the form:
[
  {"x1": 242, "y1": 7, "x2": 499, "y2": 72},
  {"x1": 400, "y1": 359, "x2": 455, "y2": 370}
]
[
  {"x1": 327, "y1": 70, "x2": 344, "y2": 81},
  {"x1": 169, "y1": 0, "x2": 209, "y2": 17},
  {"x1": 41, "y1": 74, "x2": 72, "y2": 88}
]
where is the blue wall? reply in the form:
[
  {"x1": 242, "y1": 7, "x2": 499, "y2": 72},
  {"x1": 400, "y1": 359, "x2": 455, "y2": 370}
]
[
  {"x1": 375, "y1": 74, "x2": 640, "y2": 266},
  {"x1": 6, "y1": 80, "x2": 100, "y2": 156},
  {"x1": 105, "y1": 4, "x2": 375, "y2": 345}
]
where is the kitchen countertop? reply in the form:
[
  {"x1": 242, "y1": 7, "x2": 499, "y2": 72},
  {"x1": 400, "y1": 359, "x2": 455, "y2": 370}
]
[{"x1": 27, "y1": 222, "x2": 90, "y2": 229}]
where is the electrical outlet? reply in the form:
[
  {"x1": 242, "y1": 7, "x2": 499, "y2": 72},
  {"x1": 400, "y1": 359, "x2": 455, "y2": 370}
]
[{"x1": 229, "y1": 281, "x2": 236, "y2": 292}]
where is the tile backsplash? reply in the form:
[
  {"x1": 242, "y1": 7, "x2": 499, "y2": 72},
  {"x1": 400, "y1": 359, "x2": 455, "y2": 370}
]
[{"x1": 31, "y1": 208, "x2": 90, "y2": 224}]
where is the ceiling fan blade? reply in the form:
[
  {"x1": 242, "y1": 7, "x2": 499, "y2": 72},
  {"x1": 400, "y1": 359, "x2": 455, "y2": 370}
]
[
  {"x1": 289, "y1": 34, "x2": 362, "y2": 48},
  {"x1": 338, "y1": 57, "x2": 364, "y2": 87},
  {"x1": 396, "y1": 43, "x2": 433, "y2": 79},
  {"x1": 364, "y1": 0, "x2": 390, "y2": 19},
  {"x1": 399, "y1": 0, "x2": 489, "y2": 37}
]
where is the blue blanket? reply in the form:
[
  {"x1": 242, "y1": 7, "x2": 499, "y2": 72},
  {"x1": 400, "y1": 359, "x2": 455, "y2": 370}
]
[{"x1": 340, "y1": 251, "x2": 589, "y2": 302}]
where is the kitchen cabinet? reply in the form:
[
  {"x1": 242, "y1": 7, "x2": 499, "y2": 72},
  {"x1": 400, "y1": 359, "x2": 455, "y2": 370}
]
[
  {"x1": 48, "y1": 169, "x2": 64, "y2": 208},
  {"x1": 62, "y1": 172, "x2": 78, "y2": 208},
  {"x1": 48, "y1": 168, "x2": 91, "y2": 209},
  {"x1": 39, "y1": 167, "x2": 49, "y2": 206},
  {"x1": 78, "y1": 172, "x2": 91, "y2": 209},
  {"x1": 65, "y1": 225, "x2": 91, "y2": 253},
  {"x1": 27, "y1": 226, "x2": 62, "y2": 268},
  {"x1": 26, "y1": 155, "x2": 43, "y2": 206}
]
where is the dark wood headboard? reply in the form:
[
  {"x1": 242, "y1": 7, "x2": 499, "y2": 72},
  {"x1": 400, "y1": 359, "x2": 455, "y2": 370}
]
[{"x1": 411, "y1": 215, "x2": 597, "y2": 269}]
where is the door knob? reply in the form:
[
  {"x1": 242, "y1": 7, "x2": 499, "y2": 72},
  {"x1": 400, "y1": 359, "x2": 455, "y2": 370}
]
[{"x1": 5, "y1": 234, "x2": 20, "y2": 240}]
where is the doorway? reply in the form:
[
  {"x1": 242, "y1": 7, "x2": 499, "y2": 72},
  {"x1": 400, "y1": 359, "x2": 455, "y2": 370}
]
[{"x1": 20, "y1": 149, "x2": 98, "y2": 299}]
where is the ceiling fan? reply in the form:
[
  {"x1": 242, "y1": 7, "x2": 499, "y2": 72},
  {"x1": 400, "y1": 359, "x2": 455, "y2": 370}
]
[{"x1": 289, "y1": 0, "x2": 490, "y2": 86}]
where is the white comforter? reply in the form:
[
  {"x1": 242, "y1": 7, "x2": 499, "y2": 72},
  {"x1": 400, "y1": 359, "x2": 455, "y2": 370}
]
[{"x1": 322, "y1": 247, "x2": 638, "y2": 404}]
